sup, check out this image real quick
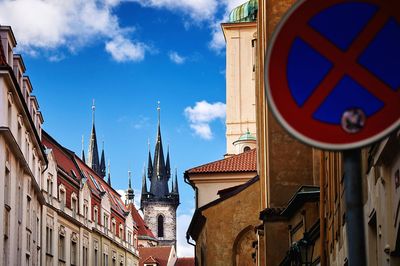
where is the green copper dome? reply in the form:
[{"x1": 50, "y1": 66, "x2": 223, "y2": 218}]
[
  {"x1": 238, "y1": 130, "x2": 256, "y2": 141},
  {"x1": 228, "y1": 0, "x2": 258, "y2": 23}
]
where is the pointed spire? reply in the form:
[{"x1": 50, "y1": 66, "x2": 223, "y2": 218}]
[
  {"x1": 147, "y1": 139, "x2": 153, "y2": 178},
  {"x1": 141, "y1": 165, "x2": 148, "y2": 209},
  {"x1": 99, "y1": 141, "x2": 106, "y2": 178},
  {"x1": 172, "y1": 168, "x2": 179, "y2": 194},
  {"x1": 142, "y1": 165, "x2": 148, "y2": 194},
  {"x1": 153, "y1": 101, "x2": 166, "y2": 177},
  {"x1": 87, "y1": 99, "x2": 100, "y2": 174},
  {"x1": 107, "y1": 160, "x2": 111, "y2": 186},
  {"x1": 81, "y1": 135, "x2": 86, "y2": 163},
  {"x1": 166, "y1": 145, "x2": 171, "y2": 178}
]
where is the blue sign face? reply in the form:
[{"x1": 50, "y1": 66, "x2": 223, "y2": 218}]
[{"x1": 266, "y1": 0, "x2": 400, "y2": 150}]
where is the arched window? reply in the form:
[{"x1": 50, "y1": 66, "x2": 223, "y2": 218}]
[
  {"x1": 157, "y1": 215, "x2": 164, "y2": 238},
  {"x1": 243, "y1": 146, "x2": 251, "y2": 152}
]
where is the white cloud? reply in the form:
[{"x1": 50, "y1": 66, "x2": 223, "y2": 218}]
[
  {"x1": 208, "y1": 0, "x2": 249, "y2": 52},
  {"x1": 0, "y1": 0, "x2": 145, "y2": 62},
  {"x1": 177, "y1": 212, "x2": 195, "y2": 257},
  {"x1": 130, "y1": 0, "x2": 249, "y2": 53},
  {"x1": 168, "y1": 51, "x2": 186, "y2": 64},
  {"x1": 105, "y1": 36, "x2": 146, "y2": 62},
  {"x1": 130, "y1": 0, "x2": 218, "y2": 22},
  {"x1": 184, "y1": 101, "x2": 226, "y2": 140}
]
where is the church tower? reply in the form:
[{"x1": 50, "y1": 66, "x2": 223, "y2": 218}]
[{"x1": 141, "y1": 103, "x2": 180, "y2": 247}]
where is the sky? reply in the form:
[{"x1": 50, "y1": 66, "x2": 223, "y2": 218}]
[{"x1": 0, "y1": 0, "x2": 248, "y2": 257}]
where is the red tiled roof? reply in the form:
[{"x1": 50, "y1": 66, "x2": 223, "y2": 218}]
[
  {"x1": 74, "y1": 156, "x2": 127, "y2": 217},
  {"x1": 42, "y1": 133, "x2": 81, "y2": 184},
  {"x1": 127, "y1": 203, "x2": 156, "y2": 239},
  {"x1": 139, "y1": 246, "x2": 173, "y2": 266},
  {"x1": 186, "y1": 149, "x2": 257, "y2": 174},
  {"x1": 176, "y1": 257, "x2": 195, "y2": 266}
]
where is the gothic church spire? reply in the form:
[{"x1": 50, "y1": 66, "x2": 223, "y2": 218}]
[
  {"x1": 87, "y1": 100, "x2": 100, "y2": 174},
  {"x1": 99, "y1": 141, "x2": 106, "y2": 178}
]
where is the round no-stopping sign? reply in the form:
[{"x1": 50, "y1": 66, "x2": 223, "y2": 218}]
[{"x1": 265, "y1": 0, "x2": 400, "y2": 150}]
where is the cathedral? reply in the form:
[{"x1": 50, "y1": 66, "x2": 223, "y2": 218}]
[{"x1": 140, "y1": 105, "x2": 180, "y2": 247}]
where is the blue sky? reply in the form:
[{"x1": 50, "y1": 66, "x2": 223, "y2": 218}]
[{"x1": 0, "y1": 0, "x2": 247, "y2": 256}]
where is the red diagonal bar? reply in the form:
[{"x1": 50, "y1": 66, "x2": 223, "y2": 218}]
[{"x1": 299, "y1": 9, "x2": 398, "y2": 116}]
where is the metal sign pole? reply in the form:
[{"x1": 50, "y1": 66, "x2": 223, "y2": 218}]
[{"x1": 343, "y1": 149, "x2": 367, "y2": 265}]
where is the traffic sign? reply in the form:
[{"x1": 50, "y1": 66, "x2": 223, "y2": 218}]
[{"x1": 265, "y1": 0, "x2": 400, "y2": 150}]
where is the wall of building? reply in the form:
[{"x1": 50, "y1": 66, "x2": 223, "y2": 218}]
[
  {"x1": 0, "y1": 26, "x2": 46, "y2": 266},
  {"x1": 195, "y1": 180, "x2": 260, "y2": 266},
  {"x1": 364, "y1": 131, "x2": 400, "y2": 266},
  {"x1": 191, "y1": 171, "x2": 257, "y2": 208}
]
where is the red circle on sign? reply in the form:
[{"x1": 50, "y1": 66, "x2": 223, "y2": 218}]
[{"x1": 266, "y1": 0, "x2": 400, "y2": 150}]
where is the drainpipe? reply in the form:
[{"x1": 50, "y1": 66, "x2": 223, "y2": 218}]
[{"x1": 319, "y1": 151, "x2": 326, "y2": 266}]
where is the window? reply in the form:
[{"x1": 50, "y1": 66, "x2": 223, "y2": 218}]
[
  {"x1": 3, "y1": 206, "x2": 10, "y2": 266},
  {"x1": 46, "y1": 226, "x2": 52, "y2": 255},
  {"x1": 119, "y1": 225, "x2": 123, "y2": 240},
  {"x1": 83, "y1": 245, "x2": 88, "y2": 266},
  {"x1": 25, "y1": 138, "x2": 30, "y2": 162},
  {"x1": 111, "y1": 218, "x2": 116, "y2": 235},
  {"x1": 127, "y1": 232, "x2": 132, "y2": 245},
  {"x1": 18, "y1": 185, "x2": 22, "y2": 222},
  {"x1": 103, "y1": 253, "x2": 109, "y2": 266},
  {"x1": 71, "y1": 240, "x2": 77, "y2": 266},
  {"x1": 4, "y1": 152, "x2": 11, "y2": 206},
  {"x1": 157, "y1": 215, "x2": 164, "y2": 238},
  {"x1": 104, "y1": 214, "x2": 109, "y2": 232},
  {"x1": 94, "y1": 207, "x2": 98, "y2": 225},
  {"x1": 7, "y1": 101, "x2": 12, "y2": 127},
  {"x1": 17, "y1": 119, "x2": 22, "y2": 146},
  {"x1": 26, "y1": 196, "x2": 31, "y2": 229},
  {"x1": 58, "y1": 234, "x2": 65, "y2": 262},
  {"x1": 26, "y1": 230, "x2": 31, "y2": 251},
  {"x1": 71, "y1": 195, "x2": 77, "y2": 218},
  {"x1": 83, "y1": 201, "x2": 89, "y2": 225},
  {"x1": 59, "y1": 187, "x2": 65, "y2": 211},
  {"x1": 47, "y1": 174, "x2": 53, "y2": 197},
  {"x1": 243, "y1": 146, "x2": 251, "y2": 152},
  {"x1": 94, "y1": 241, "x2": 99, "y2": 266}
]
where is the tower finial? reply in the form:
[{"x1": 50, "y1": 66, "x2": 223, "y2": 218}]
[
  {"x1": 81, "y1": 135, "x2": 86, "y2": 163},
  {"x1": 92, "y1": 99, "x2": 96, "y2": 123},
  {"x1": 157, "y1": 101, "x2": 161, "y2": 125},
  {"x1": 128, "y1": 169, "x2": 132, "y2": 189}
]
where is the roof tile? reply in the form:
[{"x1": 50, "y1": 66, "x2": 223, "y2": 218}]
[{"x1": 186, "y1": 149, "x2": 256, "y2": 174}]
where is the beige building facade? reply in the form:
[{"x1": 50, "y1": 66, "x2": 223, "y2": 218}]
[{"x1": 0, "y1": 26, "x2": 47, "y2": 266}]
